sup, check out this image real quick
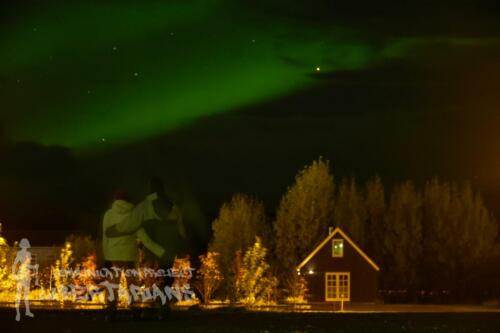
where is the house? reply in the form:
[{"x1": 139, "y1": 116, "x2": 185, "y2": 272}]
[
  {"x1": 28, "y1": 246, "x2": 62, "y2": 270},
  {"x1": 0, "y1": 224, "x2": 65, "y2": 270},
  {"x1": 296, "y1": 227, "x2": 380, "y2": 303}
]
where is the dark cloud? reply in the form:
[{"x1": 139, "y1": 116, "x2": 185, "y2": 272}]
[{"x1": 239, "y1": 0, "x2": 500, "y2": 39}]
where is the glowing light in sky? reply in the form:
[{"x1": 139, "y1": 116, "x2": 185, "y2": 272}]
[{"x1": 0, "y1": 1, "x2": 415, "y2": 149}]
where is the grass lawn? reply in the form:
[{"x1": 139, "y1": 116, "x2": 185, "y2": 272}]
[{"x1": 2, "y1": 305, "x2": 500, "y2": 333}]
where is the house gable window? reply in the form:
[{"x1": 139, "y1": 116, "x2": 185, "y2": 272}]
[{"x1": 332, "y1": 239, "x2": 344, "y2": 257}]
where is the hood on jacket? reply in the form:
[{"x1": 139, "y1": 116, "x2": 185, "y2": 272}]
[{"x1": 111, "y1": 199, "x2": 134, "y2": 215}]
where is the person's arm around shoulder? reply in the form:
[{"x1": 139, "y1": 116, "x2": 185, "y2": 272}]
[
  {"x1": 136, "y1": 228, "x2": 165, "y2": 258},
  {"x1": 106, "y1": 194, "x2": 158, "y2": 237}
]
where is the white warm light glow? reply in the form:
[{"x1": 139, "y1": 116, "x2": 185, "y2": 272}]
[{"x1": 332, "y1": 239, "x2": 344, "y2": 257}]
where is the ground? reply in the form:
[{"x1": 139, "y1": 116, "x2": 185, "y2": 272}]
[{"x1": 2, "y1": 305, "x2": 500, "y2": 333}]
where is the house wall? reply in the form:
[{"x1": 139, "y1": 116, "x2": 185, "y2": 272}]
[
  {"x1": 298, "y1": 234, "x2": 378, "y2": 303},
  {"x1": 29, "y1": 247, "x2": 61, "y2": 269}
]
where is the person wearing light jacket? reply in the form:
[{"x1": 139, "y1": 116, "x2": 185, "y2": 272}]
[
  {"x1": 104, "y1": 178, "x2": 182, "y2": 260},
  {"x1": 102, "y1": 191, "x2": 166, "y2": 262},
  {"x1": 104, "y1": 179, "x2": 187, "y2": 320},
  {"x1": 104, "y1": 179, "x2": 173, "y2": 239},
  {"x1": 102, "y1": 190, "x2": 165, "y2": 314}
]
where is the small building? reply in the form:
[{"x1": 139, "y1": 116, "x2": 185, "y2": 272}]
[
  {"x1": 296, "y1": 227, "x2": 380, "y2": 303},
  {"x1": 29, "y1": 246, "x2": 61, "y2": 270},
  {"x1": 1, "y1": 225, "x2": 66, "y2": 270}
]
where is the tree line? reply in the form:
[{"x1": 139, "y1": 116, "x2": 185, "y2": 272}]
[{"x1": 209, "y1": 158, "x2": 499, "y2": 303}]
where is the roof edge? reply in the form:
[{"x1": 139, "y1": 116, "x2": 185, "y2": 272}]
[{"x1": 296, "y1": 227, "x2": 380, "y2": 271}]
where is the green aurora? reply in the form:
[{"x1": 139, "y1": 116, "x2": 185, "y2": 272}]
[{"x1": 0, "y1": 1, "x2": 464, "y2": 149}]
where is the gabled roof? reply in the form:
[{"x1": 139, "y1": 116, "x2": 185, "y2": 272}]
[{"x1": 296, "y1": 227, "x2": 380, "y2": 271}]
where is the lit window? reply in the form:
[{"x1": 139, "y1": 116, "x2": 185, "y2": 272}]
[
  {"x1": 332, "y1": 239, "x2": 344, "y2": 257},
  {"x1": 325, "y1": 272, "x2": 350, "y2": 301}
]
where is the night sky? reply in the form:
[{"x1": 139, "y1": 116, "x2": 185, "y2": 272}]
[{"x1": 1, "y1": 1, "x2": 500, "y2": 244}]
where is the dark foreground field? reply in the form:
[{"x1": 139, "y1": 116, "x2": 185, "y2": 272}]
[{"x1": 2, "y1": 308, "x2": 500, "y2": 333}]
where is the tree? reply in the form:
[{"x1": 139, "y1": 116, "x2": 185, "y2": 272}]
[
  {"x1": 449, "y1": 182, "x2": 497, "y2": 280},
  {"x1": 333, "y1": 177, "x2": 367, "y2": 247},
  {"x1": 209, "y1": 193, "x2": 268, "y2": 295},
  {"x1": 230, "y1": 250, "x2": 243, "y2": 302},
  {"x1": 284, "y1": 273, "x2": 308, "y2": 304},
  {"x1": 0, "y1": 232, "x2": 15, "y2": 292},
  {"x1": 274, "y1": 158, "x2": 335, "y2": 280},
  {"x1": 238, "y1": 237, "x2": 277, "y2": 305},
  {"x1": 65, "y1": 234, "x2": 95, "y2": 263},
  {"x1": 194, "y1": 252, "x2": 223, "y2": 304},
  {"x1": 172, "y1": 255, "x2": 193, "y2": 291},
  {"x1": 383, "y1": 181, "x2": 422, "y2": 292},
  {"x1": 52, "y1": 242, "x2": 74, "y2": 303},
  {"x1": 422, "y1": 179, "x2": 498, "y2": 297},
  {"x1": 420, "y1": 177, "x2": 450, "y2": 289},
  {"x1": 364, "y1": 176, "x2": 386, "y2": 263}
]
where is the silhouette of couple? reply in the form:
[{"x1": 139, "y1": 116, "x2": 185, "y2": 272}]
[{"x1": 102, "y1": 177, "x2": 186, "y2": 319}]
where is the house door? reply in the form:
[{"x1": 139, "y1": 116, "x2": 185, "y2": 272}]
[{"x1": 325, "y1": 272, "x2": 350, "y2": 301}]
